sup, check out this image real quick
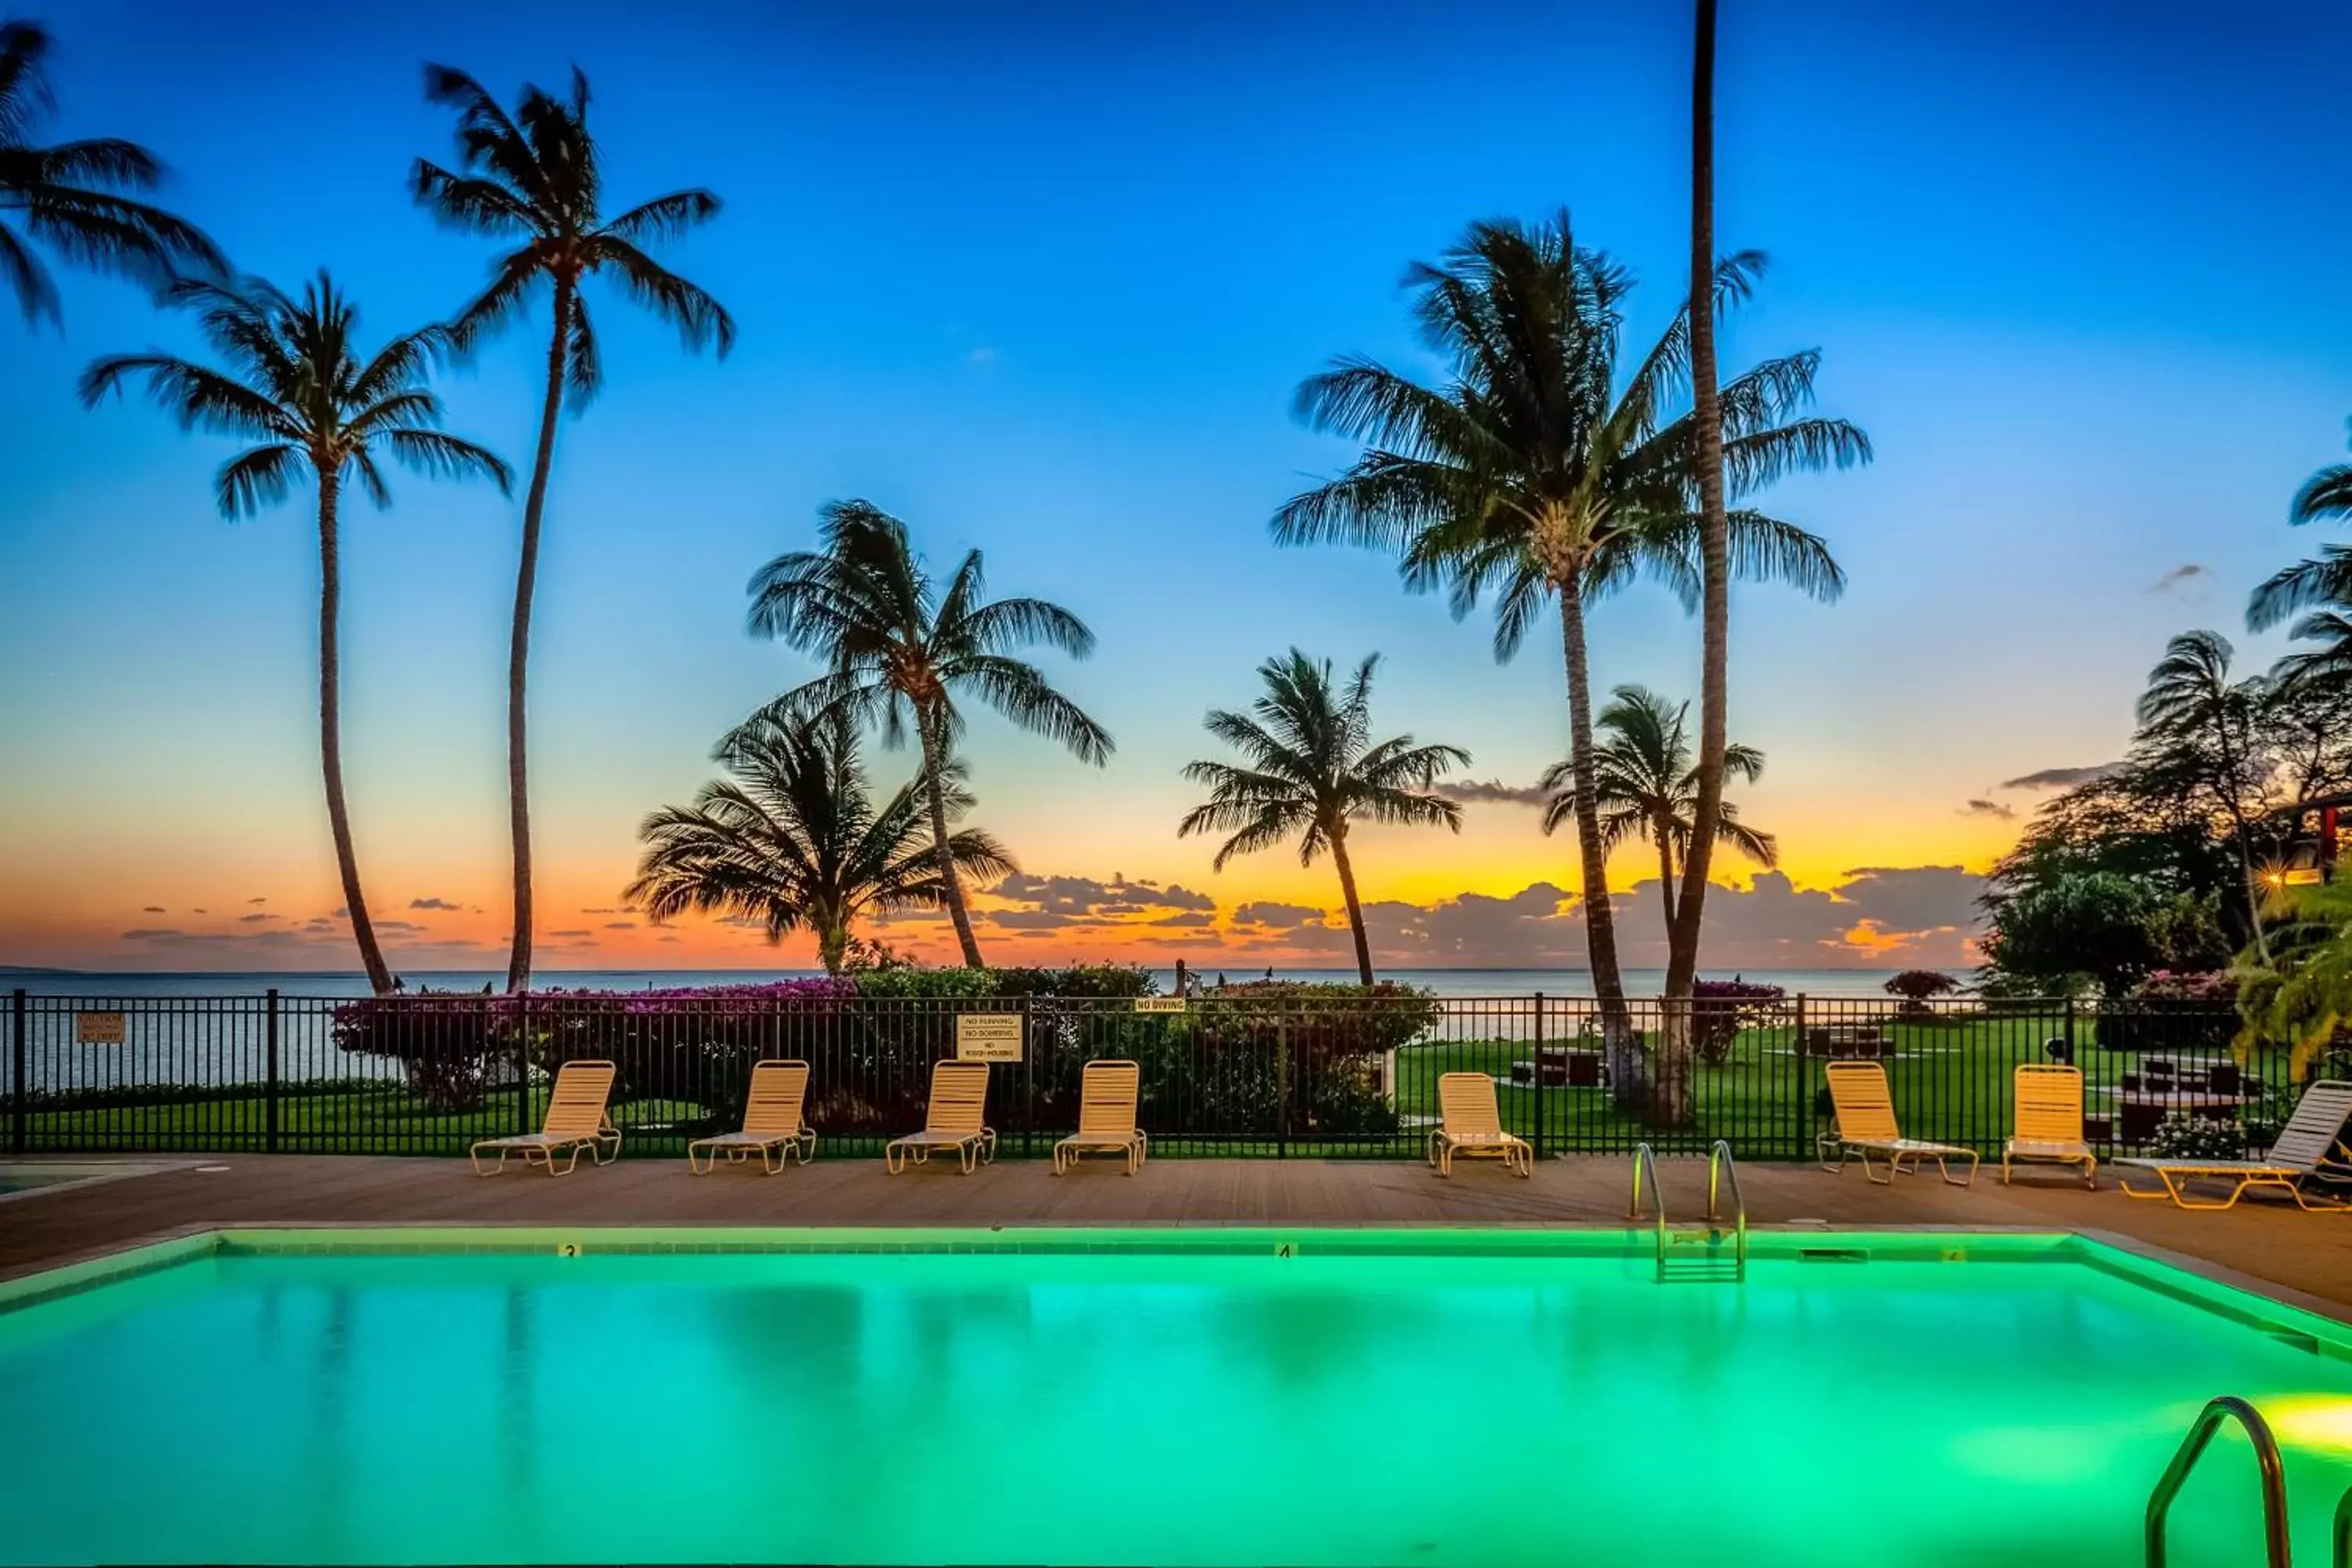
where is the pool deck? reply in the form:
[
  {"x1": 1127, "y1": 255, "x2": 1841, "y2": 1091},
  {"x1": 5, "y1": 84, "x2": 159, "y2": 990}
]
[{"x1": 5, "y1": 1152, "x2": 2350, "y2": 1313}]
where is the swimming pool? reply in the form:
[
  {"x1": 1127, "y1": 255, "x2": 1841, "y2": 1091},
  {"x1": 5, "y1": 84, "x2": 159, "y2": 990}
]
[{"x1": 3, "y1": 1228, "x2": 2349, "y2": 1566}]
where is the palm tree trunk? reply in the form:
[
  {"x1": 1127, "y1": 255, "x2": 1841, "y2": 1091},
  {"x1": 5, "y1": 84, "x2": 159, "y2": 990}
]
[
  {"x1": 1661, "y1": 0, "x2": 1726, "y2": 1128},
  {"x1": 503, "y1": 273, "x2": 574, "y2": 994},
  {"x1": 2212, "y1": 721, "x2": 2272, "y2": 963},
  {"x1": 315, "y1": 471, "x2": 394, "y2": 996},
  {"x1": 1657, "y1": 828, "x2": 1679, "y2": 933},
  {"x1": 817, "y1": 916, "x2": 849, "y2": 977},
  {"x1": 1557, "y1": 592, "x2": 1641, "y2": 1103},
  {"x1": 917, "y1": 705, "x2": 986, "y2": 969},
  {"x1": 1329, "y1": 826, "x2": 1376, "y2": 986}
]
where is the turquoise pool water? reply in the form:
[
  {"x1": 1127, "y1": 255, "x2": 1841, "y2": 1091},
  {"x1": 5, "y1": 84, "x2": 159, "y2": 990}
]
[{"x1": 3, "y1": 1230, "x2": 2350, "y2": 1566}]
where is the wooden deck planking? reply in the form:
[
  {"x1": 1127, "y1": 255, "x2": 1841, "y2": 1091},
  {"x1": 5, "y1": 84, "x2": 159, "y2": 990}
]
[{"x1": 5, "y1": 1152, "x2": 2351, "y2": 1314}]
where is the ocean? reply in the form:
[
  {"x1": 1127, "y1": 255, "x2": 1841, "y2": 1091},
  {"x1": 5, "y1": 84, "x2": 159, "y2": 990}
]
[{"x1": 0, "y1": 966, "x2": 1958, "y2": 1001}]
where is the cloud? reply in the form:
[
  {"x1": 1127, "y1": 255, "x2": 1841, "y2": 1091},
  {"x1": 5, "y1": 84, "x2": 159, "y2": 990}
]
[
  {"x1": 246, "y1": 896, "x2": 267, "y2": 905},
  {"x1": 238, "y1": 912, "x2": 278, "y2": 924},
  {"x1": 1434, "y1": 778, "x2": 1549, "y2": 808},
  {"x1": 549, "y1": 929, "x2": 592, "y2": 938},
  {"x1": 2149, "y1": 563, "x2": 2210, "y2": 597},
  {"x1": 989, "y1": 873, "x2": 1216, "y2": 917},
  {"x1": 408, "y1": 897, "x2": 462, "y2": 912},
  {"x1": 1999, "y1": 764, "x2": 2121, "y2": 790},
  {"x1": 603, "y1": 920, "x2": 637, "y2": 931},
  {"x1": 1958, "y1": 798, "x2": 2015, "y2": 820},
  {"x1": 1230, "y1": 901, "x2": 1327, "y2": 931},
  {"x1": 142, "y1": 906, "x2": 165, "y2": 913},
  {"x1": 1220, "y1": 866, "x2": 1985, "y2": 971},
  {"x1": 375, "y1": 920, "x2": 425, "y2": 934},
  {"x1": 121, "y1": 928, "x2": 182, "y2": 940},
  {"x1": 967, "y1": 345, "x2": 997, "y2": 365},
  {"x1": 1149, "y1": 911, "x2": 1216, "y2": 928},
  {"x1": 579, "y1": 906, "x2": 638, "y2": 916}
]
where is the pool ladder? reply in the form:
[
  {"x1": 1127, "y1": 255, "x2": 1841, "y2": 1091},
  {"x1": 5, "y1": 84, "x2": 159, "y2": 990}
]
[
  {"x1": 2143, "y1": 1395, "x2": 2352, "y2": 1568},
  {"x1": 1627, "y1": 1141, "x2": 1746, "y2": 1284}
]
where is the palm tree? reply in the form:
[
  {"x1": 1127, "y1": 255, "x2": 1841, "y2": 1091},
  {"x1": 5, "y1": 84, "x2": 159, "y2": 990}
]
[
  {"x1": 1668, "y1": 0, "x2": 1733, "y2": 1053},
  {"x1": 1273, "y1": 211, "x2": 1862, "y2": 1062},
  {"x1": 411, "y1": 64, "x2": 733, "y2": 993},
  {"x1": 2135, "y1": 630, "x2": 2271, "y2": 962},
  {"x1": 80, "y1": 273, "x2": 510, "y2": 993},
  {"x1": 1179, "y1": 651, "x2": 1467, "y2": 985},
  {"x1": 2248, "y1": 421, "x2": 2352, "y2": 640},
  {"x1": 2270, "y1": 601, "x2": 2352, "y2": 696},
  {"x1": 744, "y1": 501, "x2": 1111, "y2": 968},
  {"x1": 627, "y1": 709, "x2": 1013, "y2": 975},
  {"x1": 0, "y1": 20, "x2": 221, "y2": 328},
  {"x1": 1540, "y1": 684, "x2": 1774, "y2": 931}
]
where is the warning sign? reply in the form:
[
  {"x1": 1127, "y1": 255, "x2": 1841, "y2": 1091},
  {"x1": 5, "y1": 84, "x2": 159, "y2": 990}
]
[
  {"x1": 1133, "y1": 997, "x2": 1187, "y2": 1014},
  {"x1": 955, "y1": 1013, "x2": 1023, "y2": 1062},
  {"x1": 74, "y1": 1011, "x2": 126, "y2": 1045}
]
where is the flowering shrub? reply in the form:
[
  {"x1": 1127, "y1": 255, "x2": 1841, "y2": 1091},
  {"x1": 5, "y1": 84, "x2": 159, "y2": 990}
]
[
  {"x1": 2131, "y1": 970, "x2": 2238, "y2": 1004},
  {"x1": 2149, "y1": 1111, "x2": 2247, "y2": 1160}
]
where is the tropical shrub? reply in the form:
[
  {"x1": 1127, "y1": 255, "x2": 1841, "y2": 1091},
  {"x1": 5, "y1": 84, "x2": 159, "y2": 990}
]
[
  {"x1": 1884, "y1": 970, "x2": 1961, "y2": 1001},
  {"x1": 2234, "y1": 882, "x2": 2352, "y2": 1082},
  {"x1": 1690, "y1": 979, "x2": 1786, "y2": 1064}
]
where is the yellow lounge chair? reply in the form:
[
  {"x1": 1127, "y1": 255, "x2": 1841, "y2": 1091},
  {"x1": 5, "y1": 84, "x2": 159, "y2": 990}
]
[
  {"x1": 1428, "y1": 1071, "x2": 1533, "y2": 1177},
  {"x1": 470, "y1": 1059, "x2": 621, "y2": 1176},
  {"x1": 1817, "y1": 1061, "x2": 1979, "y2": 1185},
  {"x1": 885, "y1": 1060, "x2": 996, "y2": 1174},
  {"x1": 2118, "y1": 1081, "x2": 2352, "y2": 1210},
  {"x1": 687, "y1": 1059, "x2": 817, "y2": 1174},
  {"x1": 1055, "y1": 1059, "x2": 1147, "y2": 1174},
  {"x1": 2004, "y1": 1063, "x2": 2096, "y2": 1188}
]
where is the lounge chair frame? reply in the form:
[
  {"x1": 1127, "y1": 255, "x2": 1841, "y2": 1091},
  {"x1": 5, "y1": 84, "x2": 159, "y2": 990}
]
[
  {"x1": 470, "y1": 1060, "x2": 622, "y2": 1176},
  {"x1": 2118, "y1": 1082, "x2": 2352, "y2": 1210},
  {"x1": 1428, "y1": 1071, "x2": 1533, "y2": 1178},
  {"x1": 885, "y1": 1061, "x2": 997, "y2": 1174},
  {"x1": 2004, "y1": 1063, "x2": 2097, "y2": 1189},
  {"x1": 1817, "y1": 1061, "x2": 1980, "y2": 1186},
  {"x1": 1055, "y1": 1059, "x2": 1148, "y2": 1175},
  {"x1": 687, "y1": 1058, "x2": 818, "y2": 1175}
]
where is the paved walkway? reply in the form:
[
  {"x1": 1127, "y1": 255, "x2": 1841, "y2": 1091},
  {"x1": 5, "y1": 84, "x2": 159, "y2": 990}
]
[{"x1": 6, "y1": 1152, "x2": 2349, "y2": 1315}]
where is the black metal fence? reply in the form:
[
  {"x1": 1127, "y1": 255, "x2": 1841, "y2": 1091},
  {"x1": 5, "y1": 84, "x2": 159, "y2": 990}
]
[{"x1": 3, "y1": 987, "x2": 2313, "y2": 1163}]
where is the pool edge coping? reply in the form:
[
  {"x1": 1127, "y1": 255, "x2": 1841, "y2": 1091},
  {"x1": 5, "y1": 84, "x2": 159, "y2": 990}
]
[{"x1": 9, "y1": 1220, "x2": 2352, "y2": 1355}]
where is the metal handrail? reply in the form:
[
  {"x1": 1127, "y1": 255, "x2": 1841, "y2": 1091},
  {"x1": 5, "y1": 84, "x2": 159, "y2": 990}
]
[
  {"x1": 2145, "y1": 1396, "x2": 2289, "y2": 1568},
  {"x1": 1706, "y1": 1139, "x2": 1748, "y2": 1279},
  {"x1": 1628, "y1": 1142, "x2": 1668, "y2": 1277},
  {"x1": 2333, "y1": 1480, "x2": 2351, "y2": 1568}
]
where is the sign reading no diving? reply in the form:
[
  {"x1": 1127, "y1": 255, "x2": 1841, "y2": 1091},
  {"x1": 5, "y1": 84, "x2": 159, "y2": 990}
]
[
  {"x1": 75, "y1": 1011, "x2": 127, "y2": 1045},
  {"x1": 955, "y1": 1014, "x2": 1023, "y2": 1062}
]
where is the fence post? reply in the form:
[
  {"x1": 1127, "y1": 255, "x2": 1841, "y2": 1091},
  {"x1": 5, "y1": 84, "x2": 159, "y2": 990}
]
[
  {"x1": 2063, "y1": 996, "x2": 2077, "y2": 1069},
  {"x1": 1018, "y1": 995, "x2": 1034, "y2": 1159},
  {"x1": 1793, "y1": 993, "x2": 1807, "y2": 1161},
  {"x1": 1276, "y1": 1007, "x2": 1290, "y2": 1160},
  {"x1": 9, "y1": 989, "x2": 24, "y2": 1156},
  {"x1": 516, "y1": 994, "x2": 532, "y2": 1138},
  {"x1": 1531, "y1": 993, "x2": 1545, "y2": 1161},
  {"x1": 264, "y1": 989, "x2": 281, "y2": 1154}
]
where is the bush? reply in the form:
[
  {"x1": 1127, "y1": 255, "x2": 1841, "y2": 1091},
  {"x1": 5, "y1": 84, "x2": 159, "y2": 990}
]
[
  {"x1": 1691, "y1": 979, "x2": 1787, "y2": 1065},
  {"x1": 2132, "y1": 969, "x2": 2237, "y2": 1004},
  {"x1": 1882, "y1": 964, "x2": 1957, "y2": 1011},
  {"x1": 847, "y1": 964, "x2": 1158, "y2": 1000}
]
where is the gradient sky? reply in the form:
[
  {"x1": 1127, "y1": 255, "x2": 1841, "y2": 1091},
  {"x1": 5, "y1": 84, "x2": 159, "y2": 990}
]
[{"x1": 3, "y1": 0, "x2": 2347, "y2": 975}]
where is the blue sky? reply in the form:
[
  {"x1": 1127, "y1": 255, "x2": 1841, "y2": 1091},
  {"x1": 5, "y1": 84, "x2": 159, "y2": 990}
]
[{"x1": 2, "y1": 0, "x2": 2347, "y2": 971}]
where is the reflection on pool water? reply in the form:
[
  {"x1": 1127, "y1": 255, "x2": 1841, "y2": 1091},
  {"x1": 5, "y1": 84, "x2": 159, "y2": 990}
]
[{"x1": 0, "y1": 1229, "x2": 2347, "y2": 1566}]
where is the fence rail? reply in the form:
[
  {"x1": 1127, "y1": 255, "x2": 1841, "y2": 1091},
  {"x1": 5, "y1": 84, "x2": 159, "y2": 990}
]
[{"x1": 4, "y1": 988, "x2": 2310, "y2": 1163}]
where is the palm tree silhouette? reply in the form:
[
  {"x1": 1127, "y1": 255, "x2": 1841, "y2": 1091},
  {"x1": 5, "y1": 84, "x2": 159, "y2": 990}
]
[
  {"x1": 628, "y1": 710, "x2": 1013, "y2": 976},
  {"x1": 412, "y1": 64, "x2": 732, "y2": 992},
  {"x1": 2134, "y1": 630, "x2": 2271, "y2": 961},
  {"x1": 81, "y1": 274, "x2": 510, "y2": 993},
  {"x1": 1181, "y1": 650, "x2": 1467, "y2": 985},
  {"x1": 1274, "y1": 211, "x2": 1861, "y2": 1051},
  {"x1": 1540, "y1": 684, "x2": 1774, "y2": 932},
  {"x1": 745, "y1": 501, "x2": 1111, "y2": 968},
  {"x1": 0, "y1": 20, "x2": 221, "y2": 328}
]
